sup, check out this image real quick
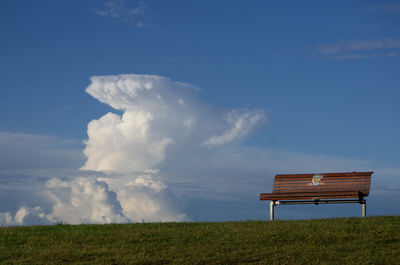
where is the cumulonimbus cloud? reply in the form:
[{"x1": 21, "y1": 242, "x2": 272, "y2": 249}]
[
  {"x1": 78, "y1": 74, "x2": 266, "y2": 223},
  {"x1": 0, "y1": 74, "x2": 266, "y2": 226},
  {"x1": 81, "y1": 74, "x2": 266, "y2": 172}
]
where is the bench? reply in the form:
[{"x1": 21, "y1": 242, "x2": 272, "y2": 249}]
[{"x1": 259, "y1": 171, "x2": 373, "y2": 220}]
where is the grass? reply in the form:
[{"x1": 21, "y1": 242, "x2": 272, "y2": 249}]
[{"x1": 0, "y1": 216, "x2": 399, "y2": 264}]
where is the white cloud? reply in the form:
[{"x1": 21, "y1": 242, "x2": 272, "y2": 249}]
[
  {"x1": 81, "y1": 111, "x2": 172, "y2": 172},
  {"x1": 46, "y1": 173, "x2": 185, "y2": 224},
  {"x1": 318, "y1": 39, "x2": 400, "y2": 55},
  {"x1": 316, "y1": 39, "x2": 400, "y2": 60},
  {"x1": 104, "y1": 171, "x2": 188, "y2": 222},
  {"x1": 1, "y1": 74, "x2": 265, "y2": 225},
  {"x1": 331, "y1": 52, "x2": 398, "y2": 61},
  {"x1": 203, "y1": 109, "x2": 266, "y2": 147},
  {"x1": 0, "y1": 212, "x2": 13, "y2": 225},
  {"x1": 91, "y1": 0, "x2": 148, "y2": 27},
  {"x1": 365, "y1": 4, "x2": 400, "y2": 14},
  {"x1": 0, "y1": 177, "x2": 129, "y2": 226},
  {"x1": 45, "y1": 177, "x2": 128, "y2": 224},
  {"x1": 78, "y1": 74, "x2": 265, "y2": 222},
  {"x1": 79, "y1": 74, "x2": 266, "y2": 223},
  {"x1": 0, "y1": 206, "x2": 54, "y2": 226},
  {"x1": 82, "y1": 74, "x2": 266, "y2": 172},
  {"x1": 0, "y1": 171, "x2": 188, "y2": 226}
]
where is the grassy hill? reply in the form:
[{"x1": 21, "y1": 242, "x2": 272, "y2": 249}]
[{"x1": 0, "y1": 216, "x2": 399, "y2": 264}]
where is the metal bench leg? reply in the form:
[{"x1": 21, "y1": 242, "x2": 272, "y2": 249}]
[
  {"x1": 362, "y1": 201, "x2": 366, "y2": 218},
  {"x1": 270, "y1": 201, "x2": 275, "y2": 221}
]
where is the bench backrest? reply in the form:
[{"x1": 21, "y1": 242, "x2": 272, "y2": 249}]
[{"x1": 273, "y1": 171, "x2": 373, "y2": 196}]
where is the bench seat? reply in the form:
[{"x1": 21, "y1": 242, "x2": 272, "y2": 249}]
[
  {"x1": 259, "y1": 171, "x2": 373, "y2": 220},
  {"x1": 260, "y1": 190, "x2": 366, "y2": 201}
]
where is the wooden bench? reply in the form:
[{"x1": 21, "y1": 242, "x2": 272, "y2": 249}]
[{"x1": 259, "y1": 171, "x2": 373, "y2": 220}]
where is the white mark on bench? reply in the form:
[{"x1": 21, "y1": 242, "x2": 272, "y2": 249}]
[{"x1": 308, "y1": 174, "x2": 323, "y2": 186}]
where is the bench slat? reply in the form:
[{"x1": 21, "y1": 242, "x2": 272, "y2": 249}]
[
  {"x1": 260, "y1": 195, "x2": 361, "y2": 201},
  {"x1": 275, "y1": 182, "x2": 370, "y2": 187},
  {"x1": 261, "y1": 171, "x2": 373, "y2": 201},
  {"x1": 274, "y1": 172, "x2": 371, "y2": 178},
  {"x1": 275, "y1": 188, "x2": 369, "y2": 191},
  {"x1": 260, "y1": 190, "x2": 365, "y2": 201},
  {"x1": 275, "y1": 178, "x2": 370, "y2": 182}
]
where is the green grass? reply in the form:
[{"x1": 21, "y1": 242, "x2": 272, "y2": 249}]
[{"x1": 0, "y1": 216, "x2": 399, "y2": 264}]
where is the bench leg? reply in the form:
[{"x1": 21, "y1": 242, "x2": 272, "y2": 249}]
[
  {"x1": 270, "y1": 201, "x2": 275, "y2": 221},
  {"x1": 362, "y1": 201, "x2": 366, "y2": 218}
]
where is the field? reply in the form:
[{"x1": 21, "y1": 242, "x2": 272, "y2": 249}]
[{"x1": 0, "y1": 216, "x2": 399, "y2": 264}]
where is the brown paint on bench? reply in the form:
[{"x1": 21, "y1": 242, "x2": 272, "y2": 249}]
[{"x1": 259, "y1": 171, "x2": 373, "y2": 220}]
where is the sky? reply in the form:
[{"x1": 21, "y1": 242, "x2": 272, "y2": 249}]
[{"x1": 0, "y1": 0, "x2": 399, "y2": 225}]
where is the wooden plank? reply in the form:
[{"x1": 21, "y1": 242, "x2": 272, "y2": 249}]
[
  {"x1": 273, "y1": 184, "x2": 371, "y2": 189},
  {"x1": 260, "y1": 194, "x2": 354, "y2": 199},
  {"x1": 284, "y1": 171, "x2": 372, "y2": 175},
  {"x1": 275, "y1": 177, "x2": 371, "y2": 181},
  {"x1": 260, "y1": 171, "x2": 373, "y2": 201},
  {"x1": 272, "y1": 190, "x2": 370, "y2": 194},
  {"x1": 273, "y1": 179, "x2": 369, "y2": 183},
  {"x1": 261, "y1": 195, "x2": 360, "y2": 200},
  {"x1": 275, "y1": 174, "x2": 372, "y2": 178},
  {"x1": 274, "y1": 181, "x2": 370, "y2": 185},
  {"x1": 273, "y1": 190, "x2": 365, "y2": 195},
  {"x1": 274, "y1": 187, "x2": 370, "y2": 190},
  {"x1": 276, "y1": 173, "x2": 373, "y2": 176},
  {"x1": 273, "y1": 190, "x2": 369, "y2": 193},
  {"x1": 260, "y1": 190, "x2": 365, "y2": 200},
  {"x1": 275, "y1": 171, "x2": 373, "y2": 178},
  {"x1": 274, "y1": 186, "x2": 370, "y2": 190},
  {"x1": 274, "y1": 182, "x2": 370, "y2": 187},
  {"x1": 274, "y1": 177, "x2": 371, "y2": 182},
  {"x1": 273, "y1": 189, "x2": 370, "y2": 193},
  {"x1": 262, "y1": 193, "x2": 362, "y2": 197},
  {"x1": 273, "y1": 184, "x2": 371, "y2": 187},
  {"x1": 275, "y1": 177, "x2": 371, "y2": 180},
  {"x1": 260, "y1": 194, "x2": 361, "y2": 199}
]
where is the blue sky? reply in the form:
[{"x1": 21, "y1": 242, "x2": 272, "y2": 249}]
[{"x1": 0, "y1": 1, "x2": 399, "y2": 225}]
